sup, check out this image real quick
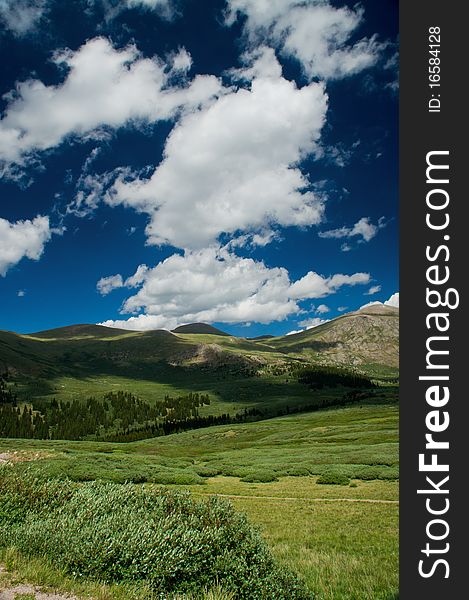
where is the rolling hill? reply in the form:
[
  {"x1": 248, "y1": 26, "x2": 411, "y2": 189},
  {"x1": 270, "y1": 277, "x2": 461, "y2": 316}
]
[
  {"x1": 0, "y1": 305, "x2": 398, "y2": 410},
  {"x1": 269, "y1": 304, "x2": 399, "y2": 376},
  {"x1": 172, "y1": 323, "x2": 229, "y2": 336}
]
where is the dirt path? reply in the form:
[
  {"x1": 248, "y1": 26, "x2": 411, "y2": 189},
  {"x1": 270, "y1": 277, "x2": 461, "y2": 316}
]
[
  {"x1": 193, "y1": 493, "x2": 399, "y2": 504},
  {"x1": 0, "y1": 586, "x2": 78, "y2": 600},
  {"x1": 0, "y1": 566, "x2": 78, "y2": 600}
]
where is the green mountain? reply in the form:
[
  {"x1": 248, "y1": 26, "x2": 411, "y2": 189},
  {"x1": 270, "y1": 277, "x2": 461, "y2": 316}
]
[
  {"x1": 29, "y1": 324, "x2": 133, "y2": 339},
  {"x1": 0, "y1": 307, "x2": 398, "y2": 411},
  {"x1": 268, "y1": 304, "x2": 399, "y2": 376},
  {"x1": 172, "y1": 323, "x2": 229, "y2": 336}
]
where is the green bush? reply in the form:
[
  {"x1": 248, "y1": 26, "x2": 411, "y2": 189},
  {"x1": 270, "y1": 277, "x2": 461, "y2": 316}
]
[
  {"x1": 352, "y1": 465, "x2": 399, "y2": 481},
  {"x1": 316, "y1": 472, "x2": 350, "y2": 486},
  {"x1": 283, "y1": 466, "x2": 311, "y2": 477},
  {"x1": 240, "y1": 470, "x2": 278, "y2": 483},
  {"x1": 0, "y1": 471, "x2": 312, "y2": 599},
  {"x1": 194, "y1": 465, "x2": 221, "y2": 478}
]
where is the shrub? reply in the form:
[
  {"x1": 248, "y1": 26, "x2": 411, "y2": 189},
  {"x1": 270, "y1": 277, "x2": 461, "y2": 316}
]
[
  {"x1": 151, "y1": 470, "x2": 204, "y2": 485},
  {"x1": 353, "y1": 465, "x2": 399, "y2": 481},
  {"x1": 316, "y1": 472, "x2": 350, "y2": 486},
  {"x1": 0, "y1": 472, "x2": 312, "y2": 599},
  {"x1": 240, "y1": 470, "x2": 278, "y2": 483},
  {"x1": 283, "y1": 466, "x2": 311, "y2": 477},
  {"x1": 194, "y1": 465, "x2": 221, "y2": 478}
]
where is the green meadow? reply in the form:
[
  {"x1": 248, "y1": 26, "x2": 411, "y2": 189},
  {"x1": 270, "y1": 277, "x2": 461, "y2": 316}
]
[{"x1": 1, "y1": 404, "x2": 399, "y2": 599}]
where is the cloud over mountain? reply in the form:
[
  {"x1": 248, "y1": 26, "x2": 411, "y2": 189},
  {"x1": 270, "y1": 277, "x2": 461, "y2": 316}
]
[{"x1": 98, "y1": 248, "x2": 370, "y2": 330}]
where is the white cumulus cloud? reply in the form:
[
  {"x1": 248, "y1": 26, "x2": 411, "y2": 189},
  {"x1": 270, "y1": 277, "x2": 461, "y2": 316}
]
[
  {"x1": 360, "y1": 292, "x2": 399, "y2": 310},
  {"x1": 0, "y1": 215, "x2": 52, "y2": 276},
  {"x1": 98, "y1": 248, "x2": 370, "y2": 330},
  {"x1": 225, "y1": 0, "x2": 384, "y2": 80},
  {"x1": 319, "y1": 216, "x2": 386, "y2": 246},
  {"x1": 289, "y1": 271, "x2": 370, "y2": 300},
  {"x1": 106, "y1": 51, "x2": 328, "y2": 249},
  {"x1": 0, "y1": 37, "x2": 222, "y2": 170},
  {"x1": 96, "y1": 274, "x2": 124, "y2": 296},
  {"x1": 385, "y1": 292, "x2": 399, "y2": 308},
  {"x1": 315, "y1": 303, "x2": 330, "y2": 314}
]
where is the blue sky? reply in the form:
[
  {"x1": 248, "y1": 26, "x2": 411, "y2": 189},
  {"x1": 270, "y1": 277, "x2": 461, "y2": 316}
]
[{"x1": 0, "y1": 0, "x2": 398, "y2": 336}]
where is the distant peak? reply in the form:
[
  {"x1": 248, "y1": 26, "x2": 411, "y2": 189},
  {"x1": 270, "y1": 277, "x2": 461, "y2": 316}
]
[
  {"x1": 27, "y1": 324, "x2": 132, "y2": 339},
  {"x1": 172, "y1": 323, "x2": 229, "y2": 336}
]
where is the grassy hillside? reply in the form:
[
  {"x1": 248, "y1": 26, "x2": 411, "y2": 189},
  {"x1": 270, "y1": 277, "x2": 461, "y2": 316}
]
[
  {"x1": 268, "y1": 305, "x2": 399, "y2": 377},
  {"x1": 0, "y1": 306, "x2": 398, "y2": 401},
  {"x1": 172, "y1": 323, "x2": 230, "y2": 336}
]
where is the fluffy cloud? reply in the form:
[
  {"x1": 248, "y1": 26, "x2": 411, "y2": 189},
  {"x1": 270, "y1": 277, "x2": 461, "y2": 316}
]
[
  {"x1": 360, "y1": 292, "x2": 399, "y2": 310},
  {"x1": 106, "y1": 51, "x2": 328, "y2": 249},
  {"x1": 98, "y1": 248, "x2": 370, "y2": 330},
  {"x1": 385, "y1": 292, "x2": 399, "y2": 308},
  {"x1": 289, "y1": 271, "x2": 370, "y2": 300},
  {"x1": 0, "y1": 215, "x2": 52, "y2": 276},
  {"x1": 170, "y1": 48, "x2": 192, "y2": 73},
  {"x1": 298, "y1": 316, "x2": 329, "y2": 328},
  {"x1": 365, "y1": 285, "x2": 382, "y2": 295},
  {"x1": 96, "y1": 274, "x2": 124, "y2": 295},
  {"x1": 315, "y1": 303, "x2": 330, "y2": 314},
  {"x1": 286, "y1": 315, "x2": 329, "y2": 335},
  {"x1": 0, "y1": 37, "x2": 222, "y2": 169},
  {"x1": 0, "y1": 0, "x2": 46, "y2": 36},
  {"x1": 319, "y1": 216, "x2": 386, "y2": 245},
  {"x1": 96, "y1": 264, "x2": 149, "y2": 295},
  {"x1": 225, "y1": 0, "x2": 384, "y2": 80}
]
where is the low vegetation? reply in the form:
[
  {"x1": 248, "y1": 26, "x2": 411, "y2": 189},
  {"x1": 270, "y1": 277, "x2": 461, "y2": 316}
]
[
  {"x1": 1, "y1": 405, "x2": 399, "y2": 599},
  {"x1": 1, "y1": 470, "x2": 311, "y2": 599}
]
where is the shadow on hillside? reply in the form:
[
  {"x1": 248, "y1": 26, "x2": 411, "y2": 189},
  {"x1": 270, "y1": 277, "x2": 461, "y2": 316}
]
[{"x1": 26, "y1": 358, "x2": 315, "y2": 407}]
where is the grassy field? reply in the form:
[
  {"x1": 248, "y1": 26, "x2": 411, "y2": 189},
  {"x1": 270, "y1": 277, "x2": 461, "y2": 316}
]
[{"x1": 0, "y1": 404, "x2": 399, "y2": 599}]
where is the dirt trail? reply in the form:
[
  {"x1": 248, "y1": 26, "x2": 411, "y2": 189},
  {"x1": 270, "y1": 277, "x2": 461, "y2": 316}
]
[
  {"x1": 194, "y1": 493, "x2": 399, "y2": 504},
  {"x1": 0, "y1": 566, "x2": 78, "y2": 600},
  {"x1": 0, "y1": 586, "x2": 78, "y2": 600}
]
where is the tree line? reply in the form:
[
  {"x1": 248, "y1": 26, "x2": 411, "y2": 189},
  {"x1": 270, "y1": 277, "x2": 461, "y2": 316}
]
[
  {"x1": 0, "y1": 387, "x2": 212, "y2": 441},
  {"x1": 296, "y1": 365, "x2": 375, "y2": 389},
  {"x1": 1, "y1": 366, "x2": 379, "y2": 441}
]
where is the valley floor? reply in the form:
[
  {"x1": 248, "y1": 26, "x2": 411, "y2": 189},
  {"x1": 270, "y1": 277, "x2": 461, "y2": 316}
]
[{"x1": 0, "y1": 404, "x2": 399, "y2": 600}]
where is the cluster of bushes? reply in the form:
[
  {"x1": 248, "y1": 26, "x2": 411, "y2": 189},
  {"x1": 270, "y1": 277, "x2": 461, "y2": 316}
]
[
  {"x1": 0, "y1": 470, "x2": 312, "y2": 599},
  {"x1": 316, "y1": 472, "x2": 350, "y2": 486}
]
